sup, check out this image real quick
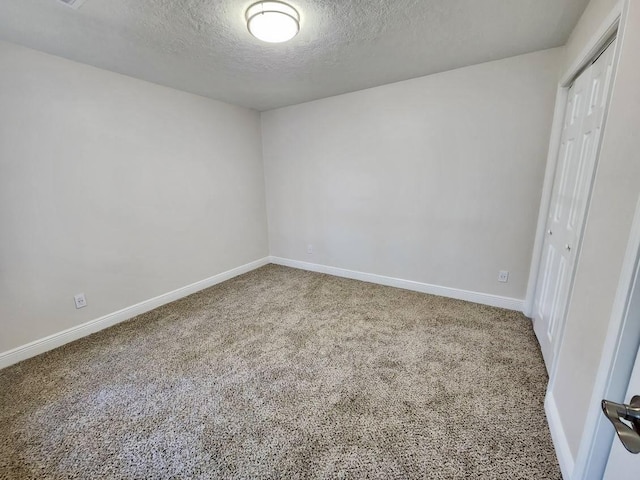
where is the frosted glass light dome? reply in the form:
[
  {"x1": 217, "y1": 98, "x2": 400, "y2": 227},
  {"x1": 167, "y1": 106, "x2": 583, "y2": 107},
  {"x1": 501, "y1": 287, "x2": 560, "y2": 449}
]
[{"x1": 246, "y1": 1, "x2": 300, "y2": 43}]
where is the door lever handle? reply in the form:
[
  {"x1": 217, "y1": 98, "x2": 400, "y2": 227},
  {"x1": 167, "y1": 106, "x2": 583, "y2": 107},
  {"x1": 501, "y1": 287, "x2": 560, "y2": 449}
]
[{"x1": 602, "y1": 396, "x2": 640, "y2": 453}]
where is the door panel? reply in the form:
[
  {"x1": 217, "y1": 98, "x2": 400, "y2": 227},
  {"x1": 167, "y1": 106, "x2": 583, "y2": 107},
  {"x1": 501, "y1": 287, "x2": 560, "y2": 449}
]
[
  {"x1": 568, "y1": 132, "x2": 592, "y2": 229},
  {"x1": 548, "y1": 255, "x2": 568, "y2": 341}
]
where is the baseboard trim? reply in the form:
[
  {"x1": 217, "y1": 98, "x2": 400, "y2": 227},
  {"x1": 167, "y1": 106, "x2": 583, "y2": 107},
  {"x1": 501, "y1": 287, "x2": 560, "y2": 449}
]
[
  {"x1": 0, "y1": 257, "x2": 270, "y2": 370},
  {"x1": 269, "y1": 257, "x2": 524, "y2": 312},
  {"x1": 1, "y1": 256, "x2": 524, "y2": 370},
  {"x1": 545, "y1": 392, "x2": 575, "y2": 479}
]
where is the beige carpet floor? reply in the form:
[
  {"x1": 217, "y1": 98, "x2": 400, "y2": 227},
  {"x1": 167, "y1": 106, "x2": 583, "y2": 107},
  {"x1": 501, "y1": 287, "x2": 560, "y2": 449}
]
[{"x1": 0, "y1": 265, "x2": 560, "y2": 479}]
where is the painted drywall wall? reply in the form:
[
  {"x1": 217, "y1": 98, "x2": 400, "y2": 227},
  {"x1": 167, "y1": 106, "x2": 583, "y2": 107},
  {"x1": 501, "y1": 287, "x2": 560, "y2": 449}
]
[
  {"x1": 549, "y1": 0, "x2": 640, "y2": 458},
  {"x1": 262, "y1": 49, "x2": 562, "y2": 301},
  {"x1": 0, "y1": 41, "x2": 268, "y2": 354}
]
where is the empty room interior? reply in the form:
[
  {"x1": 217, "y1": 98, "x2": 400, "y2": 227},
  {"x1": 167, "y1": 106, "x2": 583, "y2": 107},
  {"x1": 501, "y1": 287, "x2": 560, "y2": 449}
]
[{"x1": 1, "y1": 0, "x2": 640, "y2": 478}]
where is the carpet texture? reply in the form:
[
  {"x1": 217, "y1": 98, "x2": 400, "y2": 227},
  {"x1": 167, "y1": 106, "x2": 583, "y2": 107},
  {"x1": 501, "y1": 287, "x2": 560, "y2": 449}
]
[{"x1": 0, "y1": 265, "x2": 560, "y2": 479}]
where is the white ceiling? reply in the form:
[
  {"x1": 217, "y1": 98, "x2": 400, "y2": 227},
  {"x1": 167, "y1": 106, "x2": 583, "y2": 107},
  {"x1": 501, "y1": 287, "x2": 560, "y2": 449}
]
[{"x1": 0, "y1": 0, "x2": 589, "y2": 111}]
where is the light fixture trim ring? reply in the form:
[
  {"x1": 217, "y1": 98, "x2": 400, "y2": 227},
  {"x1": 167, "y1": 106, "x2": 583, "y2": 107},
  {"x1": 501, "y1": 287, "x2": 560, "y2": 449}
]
[{"x1": 246, "y1": 1, "x2": 300, "y2": 43}]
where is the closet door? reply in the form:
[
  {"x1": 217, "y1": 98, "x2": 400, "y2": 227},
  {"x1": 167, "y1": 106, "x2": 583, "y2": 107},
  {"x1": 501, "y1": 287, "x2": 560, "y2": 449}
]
[{"x1": 533, "y1": 41, "x2": 616, "y2": 370}]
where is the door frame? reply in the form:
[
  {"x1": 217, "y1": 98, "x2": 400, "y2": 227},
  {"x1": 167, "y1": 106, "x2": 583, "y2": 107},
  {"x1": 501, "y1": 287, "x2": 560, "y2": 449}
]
[
  {"x1": 523, "y1": 2, "x2": 623, "y2": 371},
  {"x1": 572, "y1": 194, "x2": 640, "y2": 479}
]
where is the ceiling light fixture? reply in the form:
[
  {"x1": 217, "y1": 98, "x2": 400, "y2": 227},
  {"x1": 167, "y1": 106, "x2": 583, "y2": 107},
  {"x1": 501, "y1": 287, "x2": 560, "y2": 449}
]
[{"x1": 246, "y1": 1, "x2": 300, "y2": 44}]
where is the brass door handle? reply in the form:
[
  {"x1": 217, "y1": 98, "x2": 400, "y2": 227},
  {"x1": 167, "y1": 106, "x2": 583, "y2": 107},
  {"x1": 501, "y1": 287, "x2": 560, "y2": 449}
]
[{"x1": 602, "y1": 396, "x2": 640, "y2": 453}]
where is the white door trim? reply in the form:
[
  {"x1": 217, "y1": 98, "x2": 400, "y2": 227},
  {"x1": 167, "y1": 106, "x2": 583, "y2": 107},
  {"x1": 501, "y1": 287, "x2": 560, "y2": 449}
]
[
  {"x1": 524, "y1": 4, "x2": 622, "y2": 375},
  {"x1": 573, "y1": 195, "x2": 640, "y2": 479},
  {"x1": 559, "y1": 6, "x2": 623, "y2": 89}
]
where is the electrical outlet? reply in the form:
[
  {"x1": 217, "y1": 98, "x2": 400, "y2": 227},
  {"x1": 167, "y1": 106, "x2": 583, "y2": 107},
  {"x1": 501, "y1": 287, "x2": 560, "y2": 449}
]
[
  {"x1": 498, "y1": 271, "x2": 509, "y2": 283},
  {"x1": 307, "y1": 244, "x2": 313, "y2": 254},
  {"x1": 74, "y1": 293, "x2": 87, "y2": 309}
]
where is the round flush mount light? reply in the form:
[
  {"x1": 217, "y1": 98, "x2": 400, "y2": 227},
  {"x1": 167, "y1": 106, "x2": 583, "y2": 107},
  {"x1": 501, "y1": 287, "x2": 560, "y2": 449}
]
[{"x1": 246, "y1": 1, "x2": 300, "y2": 43}]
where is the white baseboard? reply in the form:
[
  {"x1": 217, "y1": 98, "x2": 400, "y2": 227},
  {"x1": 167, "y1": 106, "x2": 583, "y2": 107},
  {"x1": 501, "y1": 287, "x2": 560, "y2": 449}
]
[
  {"x1": 269, "y1": 256, "x2": 524, "y2": 312},
  {"x1": 545, "y1": 392, "x2": 575, "y2": 479},
  {"x1": 0, "y1": 257, "x2": 270, "y2": 370},
  {"x1": 1, "y1": 256, "x2": 524, "y2": 370}
]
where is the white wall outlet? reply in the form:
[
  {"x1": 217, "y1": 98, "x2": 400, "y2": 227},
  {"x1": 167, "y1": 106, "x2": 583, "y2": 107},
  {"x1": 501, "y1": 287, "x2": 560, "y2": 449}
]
[
  {"x1": 74, "y1": 293, "x2": 87, "y2": 309},
  {"x1": 498, "y1": 271, "x2": 509, "y2": 283},
  {"x1": 307, "y1": 244, "x2": 313, "y2": 254}
]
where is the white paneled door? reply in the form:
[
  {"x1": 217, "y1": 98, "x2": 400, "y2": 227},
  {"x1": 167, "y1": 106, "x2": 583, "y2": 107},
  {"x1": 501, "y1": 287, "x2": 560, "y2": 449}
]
[{"x1": 533, "y1": 40, "x2": 616, "y2": 370}]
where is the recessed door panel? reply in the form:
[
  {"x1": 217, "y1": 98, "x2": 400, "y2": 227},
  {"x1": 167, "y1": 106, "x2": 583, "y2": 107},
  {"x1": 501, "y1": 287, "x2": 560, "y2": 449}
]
[{"x1": 548, "y1": 255, "x2": 568, "y2": 341}]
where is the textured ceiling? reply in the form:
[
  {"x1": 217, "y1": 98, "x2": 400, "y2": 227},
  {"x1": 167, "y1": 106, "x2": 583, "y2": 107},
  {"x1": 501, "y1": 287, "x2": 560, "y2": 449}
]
[{"x1": 0, "y1": 0, "x2": 589, "y2": 111}]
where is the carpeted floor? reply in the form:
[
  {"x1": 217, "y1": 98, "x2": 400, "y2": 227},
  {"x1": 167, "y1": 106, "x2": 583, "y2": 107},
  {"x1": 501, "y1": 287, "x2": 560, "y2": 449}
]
[{"x1": 0, "y1": 265, "x2": 561, "y2": 479}]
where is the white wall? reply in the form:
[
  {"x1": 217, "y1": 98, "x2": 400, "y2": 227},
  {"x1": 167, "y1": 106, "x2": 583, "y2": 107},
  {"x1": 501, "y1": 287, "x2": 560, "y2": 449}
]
[
  {"x1": 548, "y1": 0, "x2": 640, "y2": 460},
  {"x1": 0, "y1": 42, "x2": 268, "y2": 354},
  {"x1": 262, "y1": 49, "x2": 562, "y2": 301}
]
